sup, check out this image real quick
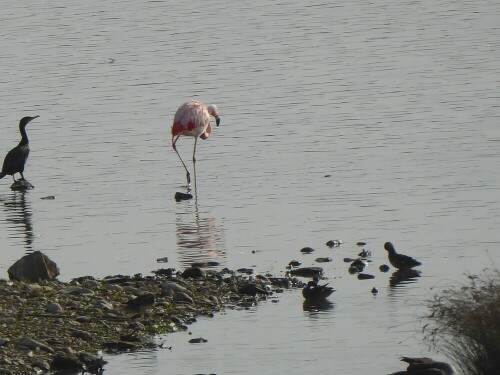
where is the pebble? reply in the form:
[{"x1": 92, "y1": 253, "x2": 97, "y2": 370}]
[
  {"x1": 188, "y1": 337, "x2": 208, "y2": 344},
  {"x1": 300, "y1": 247, "x2": 315, "y2": 254},
  {"x1": 47, "y1": 302, "x2": 63, "y2": 314},
  {"x1": 379, "y1": 264, "x2": 390, "y2": 272},
  {"x1": 326, "y1": 239, "x2": 343, "y2": 248},
  {"x1": 357, "y1": 273, "x2": 375, "y2": 280},
  {"x1": 371, "y1": 287, "x2": 379, "y2": 294},
  {"x1": 315, "y1": 257, "x2": 333, "y2": 263}
]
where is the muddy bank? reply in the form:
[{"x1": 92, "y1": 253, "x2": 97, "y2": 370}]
[{"x1": 0, "y1": 268, "x2": 298, "y2": 374}]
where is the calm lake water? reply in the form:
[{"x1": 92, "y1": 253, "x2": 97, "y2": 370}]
[{"x1": 1, "y1": 0, "x2": 499, "y2": 373}]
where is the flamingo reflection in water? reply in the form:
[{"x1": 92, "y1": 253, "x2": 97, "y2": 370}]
[{"x1": 175, "y1": 204, "x2": 226, "y2": 268}]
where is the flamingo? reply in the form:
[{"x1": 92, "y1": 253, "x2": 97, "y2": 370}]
[{"x1": 171, "y1": 100, "x2": 220, "y2": 187}]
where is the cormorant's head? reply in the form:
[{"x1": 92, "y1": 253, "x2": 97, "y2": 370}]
[{"x1": 20, "y1": 115, "x2": 40, "y2": 127}]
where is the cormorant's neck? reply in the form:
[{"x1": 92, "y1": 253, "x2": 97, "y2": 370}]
[{"x1": 19, "y1": 124, "x2": 29, "y2": 145}]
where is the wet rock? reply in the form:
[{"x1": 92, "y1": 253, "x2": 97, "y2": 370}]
[
  {"x1": 96, "y1": 299, "x2": 114, "y2": 311},
  {"x1": 371, "y1": 287, "x2": 379, "y2": 294},
  {"x1": 348, "y1": 266, "x2": 359, "y2": 275},
  {"x1": 192, "y1": 261, "x2": 220, "y2": 268},
  {"x1": 51, "y1": 352, "x2": 83, "y2": 371},
  {"x1": 350, "y1": 259, "x2": 367, "y2": 272},
  {"x1": 102, "y1": 341, "x2": 141, "y2": 351},
  {"x1": 16, "y1": 337, "x2": 54, "y2": 353},
  {"x1": 40, "y1": 195, "x2": 56, "y2": 200},
  {"x1": 357, "y1": 273, "x2": 375, "y2": 280},
  {"x1": 71, "y1": 329, "x2": 93, "y2": 341},
  {"x1": 174, "y1": 192, "x2": 193, "y2": 201},
  {"x1": 379, "y1": 264, "x2": 390, "y2": 272},
  {"x1": 288, "y1": 260, "x2": 301, "y2": 268},
  {"x1": 315, "y1": 257, "x2": 332, "y2": 263},
  {"x1": 0, "y1": 369, "x2": 13, "y2": 375},
  {"x1": 125, "y1": 293, "x2": 155, "y2": 315},
  {"x1": 238, "y1": 283, "x2": 268, "y2": 296},
  {"x1": 47, "y1": 302, "x2": 63, "y2": 314},
  {"x1": 326, "y1": 239, "x2": 343, "y2": 248},
  {"x1": 300, "y1": 247, "x2": 315, "y2": 254},
  {"x1": 0, "y1": 317, "x2": 15, "y2": 325},
  {"x1": 343, "y1": 257, "x2": 356, "y2": 263},
  {"x1": 79, "y1": 352, "x2": 107, "y2": 373},
  {"x1": 289, "y1": 267, "x2": 323, "y2": 278},
  {"x1": 154, "y1": 268, "x2": 175, "y2": 278},
  {"x1": 0, "y1": 338, "x2": 9, "y2": 347},
  {"x1": 358, "y1": 250, "x2": 371, "y2": 258},
  {"x1": 60, "y1": 286, "x2": 95, "y2": 295},
  {"x1": 32, "y1": 358, "x2": 50, "y2": 371},
  {"x1": 10, "y1": 179, "x2": 34, "y2": 191},
  {"x1": 357, "y1": 241, "x2": 367, "y2": 246},
  {"x1": 174, "y1": 292, "x2": 194, "y2": 304},
  {"x1": 156, "y1": 256, "x2": 169, "y2": 263},
  {"x1": 188, "y1": 337, "x2": 208, "y2": 344},
  {"x1": 7, "y1": 251, "x2": 59, "y2": 282},
  {"x1": 181, "y1": 267, "x2": 205, "y2": 279},
  {"x1": 236, "y1": 268, "x2": 253, "y2": 275}
]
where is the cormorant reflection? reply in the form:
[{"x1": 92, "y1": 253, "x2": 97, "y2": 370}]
[{"x1": 1, "y1": 191, "x2": 34, "y2": 251}]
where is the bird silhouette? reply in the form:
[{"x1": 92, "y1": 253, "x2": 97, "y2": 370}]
[
  {"x1": 384, "y1": 242, "x2": 422, "y2": 270},
  {"x1": 171, "y1": 100, "x2": 220, "y2": 187},
  {"x1": 389, "y1": 356, "x2": 456, "y2": 375},
  {"x1": 0, "y1": 116, "x2": 39, "y2": 182}
]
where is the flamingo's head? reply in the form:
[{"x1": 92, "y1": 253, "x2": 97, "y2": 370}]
[{"x1": 207, "y1": 104, "x2": 220, "y2": 127}]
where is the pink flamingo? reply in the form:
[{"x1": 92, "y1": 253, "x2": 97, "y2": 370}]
[{"x1": 171, "y1": 100, "x2": 220, "y2": 186}]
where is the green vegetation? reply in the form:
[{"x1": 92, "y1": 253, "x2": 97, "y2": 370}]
[{"x1": 424, "y1": 271, "x2": 500, "y2": 375}]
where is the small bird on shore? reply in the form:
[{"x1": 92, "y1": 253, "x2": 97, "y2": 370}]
[
  {"x1": 384, "y1": 242, "x2": 422, "y2": 270},
  {"x1": 125, "y1": 293, "x2": 155, "y2": 316},
  {"x1": 302, "y1": 277, "x2": 335, "y2": 301},
  {"x1": 171, "y1": 100, "x2": 221, "y2": 187},
  {"x1": 389, "y1": 356, "x2": 456, "y2": 375},
  {"x1": 0, "y1": 115, "x2": 39, "y2": 182}
]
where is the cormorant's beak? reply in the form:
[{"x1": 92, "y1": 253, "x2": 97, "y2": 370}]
[
  {"x1": 30, "y1": 115, "x2": 40, "y2": 121},
  {"x1": 215, "y1": 117, "x2": 220, "y2": 127}
]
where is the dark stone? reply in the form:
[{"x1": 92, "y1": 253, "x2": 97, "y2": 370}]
[
  {"x1": 8, "y1": 251, "x2": 59, "y2": 282},
  {"x1": 188, "y1": 337, "x2": 208, "y2": 344},
  {"x1": 174, "y1": 192, "x2": 193, "y2": 202},
  {"x1": 357, "y1": 241, "x2": 367, "y2": 246},
  {"x1": 236, "y1": 268, "x2": 253, "y2": 275},
  {"x1": 379, "y1": 264, "x2": 391, "y2": 272},
  {"x1": 10, "y1": 179, "x2": 34, "y2": 191},
  {"x1": 358, "y1": 250, "x2": 371, "y2": 258},
  {"x1": 357, "y1": 273, "x2": 375, "y2": 280},
  {"x1": 238, "y1": 283, "x2": 268, "y2": 296},
  {"x1": 371, "y1": 287, "x2": 379, "y2": 294},
  {"x1": 288, "y1": 260, "x2": 301, "y2": 267},
  {"x1": 102, "y1": 341, "x2": 141, "y2": 351},
  {"x1": 153, "y1": 268, "x2": 175, "y2": 277},
  {"x1": 156, "y1": 257, "x2": 169, "y2": 263},
  {"x1": 51, "y1": 352, "x2": 83, "y2": 371},
  {"x1": 315, "y1": 257, "x2": 332, "y2": 263},
  {"x1": 289, "y1": 267, "x2": 323, "y2": 278},
  {"x1": 181, "y1": 267, "x2": 205, "y2": 279},
  {"x1": 300, "y1": 247, "x2": 315, "y2": 253},
  {"x1": 326, "y1": 240, "x2": 343, "y2": 248}
]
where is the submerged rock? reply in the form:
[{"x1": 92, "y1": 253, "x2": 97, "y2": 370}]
[
  {"x1": 10, "y1": 179, "x2": 34, "y2": 191},
  {"x1": 8, "y1": 251, "x2": 59, "y2": 282},
  {"x1": 289, "y1": 267, "x2": 323, "y2": 278},
  {"x1": 174, "y1": 192, "x2": 193, "y2": 201}
]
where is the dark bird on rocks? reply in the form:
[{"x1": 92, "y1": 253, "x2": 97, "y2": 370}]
[
  {"x1": 390, "y1": 356, "x2": 456, "y2": 375},
  {"x1": 125, "y1": 293, "x2": 155, "y2": 315},
  {"x1": 0, "y1": 116, "x2": 39, "y2": 182},
  {"x1": 238, "y1": 283, "x2": 268, "y2": 297},
  {"x1": 302, "y1": 277, "x2": 335, "y2": 301},
  {"x1": 384, "y1": 242, "x2": 422, "y2": 270}
]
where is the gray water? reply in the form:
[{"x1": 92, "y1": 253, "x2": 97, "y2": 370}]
[{"x1": 1, "y1": 0, "x2": 499, "y2": 373}]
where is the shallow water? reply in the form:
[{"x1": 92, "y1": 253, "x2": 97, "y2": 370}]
[{"x1": 1, "y1": 0, "x2": 499, "y2": 373}]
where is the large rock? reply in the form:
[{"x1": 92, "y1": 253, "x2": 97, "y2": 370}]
[{"x1": 8, "y1": 251, "x2": 59, "y2": 282}]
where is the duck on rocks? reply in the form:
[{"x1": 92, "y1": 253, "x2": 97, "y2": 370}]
[
  {"x1": 302, "y1": 277, "x2": 335, "y2": 301},
  {"x1": 384, "y1": 242, "x2": 422, "y2": 270}
]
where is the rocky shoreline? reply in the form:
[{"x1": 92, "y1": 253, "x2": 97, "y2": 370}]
[{"x1": 0, "y1": 266, "x2": 298, "y2": 374}]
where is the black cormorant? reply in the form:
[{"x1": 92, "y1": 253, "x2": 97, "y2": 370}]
[
  {"x1": 0, "y1": 115, "x2": 39, "y2": 182},
  {"x1": 384, "y1": 242, "x2": 422, "y2": 270}
]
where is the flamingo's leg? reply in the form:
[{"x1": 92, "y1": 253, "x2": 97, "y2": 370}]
[{"x1": 172, "y1": 135, "x2": 191, "y2": 186}]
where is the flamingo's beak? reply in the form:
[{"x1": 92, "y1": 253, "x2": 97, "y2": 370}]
[{"x1": 216, "y1": 117, "x2": 220, "y2": 127}]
